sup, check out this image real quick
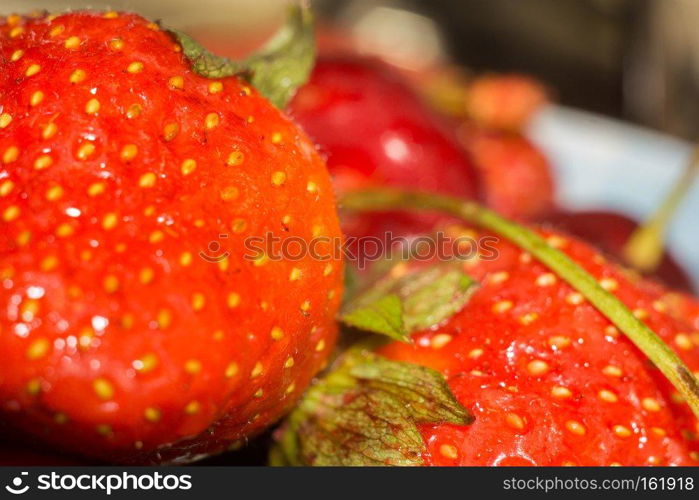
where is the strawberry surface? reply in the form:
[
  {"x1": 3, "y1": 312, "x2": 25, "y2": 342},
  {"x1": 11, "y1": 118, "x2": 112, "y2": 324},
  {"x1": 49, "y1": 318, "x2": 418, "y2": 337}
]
[
  {"x1": 0, "y1": 11, "x2": 342, "y2": 463},
  {"x1": 377, "y1": 228, "x2": 699, "y2": 466}
]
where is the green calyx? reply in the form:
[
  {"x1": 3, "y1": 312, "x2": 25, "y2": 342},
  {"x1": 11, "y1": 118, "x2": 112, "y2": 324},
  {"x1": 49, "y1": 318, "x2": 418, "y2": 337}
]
[
  {"x1": 172, "y1": 3, "x2": 315, "y2": 109},
  {"x1": 341, "y1": 261, "x2": 478, "y2": 343},
  {"x1": 270, "y1": 349, "x2": 473, "y2": 466},
  {"x1": 340, "y1": 188, "x2": 699, "y2": 420}
]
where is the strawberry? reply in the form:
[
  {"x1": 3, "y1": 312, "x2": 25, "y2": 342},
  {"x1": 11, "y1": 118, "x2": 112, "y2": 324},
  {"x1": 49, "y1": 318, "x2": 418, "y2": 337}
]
[
  {"x1": 464, "y1": 74, "x2": 548, "y2": 132},
  {"x1": 288, "y1": 56, "x2": 481, "y2": 242},
  {"x1": 274, "y1": 189, "x2": 699, "y2": 466},
  {"x1": 543, "y1": 210, "x2": 694, "y2": 293},
  {"x1": 0, "y1": 9, "x2": 343, "y2": 464},
  {"x1": 459, "y1": 126, "x2": 555, "y2": 220}
]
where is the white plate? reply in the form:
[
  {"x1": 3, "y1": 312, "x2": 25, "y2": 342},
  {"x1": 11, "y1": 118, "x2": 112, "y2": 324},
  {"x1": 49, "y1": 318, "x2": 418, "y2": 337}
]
[{"x1": 529, "y1": 105, "x2": 699, "y2": 286}]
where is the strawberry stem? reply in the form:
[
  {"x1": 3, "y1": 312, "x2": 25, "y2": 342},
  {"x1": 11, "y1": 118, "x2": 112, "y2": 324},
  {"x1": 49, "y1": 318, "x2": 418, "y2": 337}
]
[
  {"x1": 623, "y1": 146, "x2": 699, "y2": 273},
  {"x1": 341, "y1": 188, "x2": 699, "y2": 419}
]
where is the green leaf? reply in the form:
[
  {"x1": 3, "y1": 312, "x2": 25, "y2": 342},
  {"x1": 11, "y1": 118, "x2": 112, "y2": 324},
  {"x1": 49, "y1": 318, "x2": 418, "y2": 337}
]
[
  {"x1": 270, "y1": 350, "x2": 473, "y2": 466},
  {"x1": 172, "y1": 4, "x2": 315, "y2": 108},
  {"x1": 339, "y1": 262, "x2": 477, "y2": 342}
]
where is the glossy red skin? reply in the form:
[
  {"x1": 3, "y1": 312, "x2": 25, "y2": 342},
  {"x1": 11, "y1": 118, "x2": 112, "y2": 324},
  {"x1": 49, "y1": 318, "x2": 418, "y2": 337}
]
[
  {"x1": 379, "y1": 228, "x2": 699, "y2": 466},
  {"x1": 288, "y1": 57, "x2": 481, "y2": 242},
  {"x1": 542, "y1": 211, "x2": 694, "y2": 293},
  {"x1": 0, "y1": 12, "x2": 343, "y2": 464},
  {"x1": 459, "y1": 127, "x2": 555, "y2": 220}
]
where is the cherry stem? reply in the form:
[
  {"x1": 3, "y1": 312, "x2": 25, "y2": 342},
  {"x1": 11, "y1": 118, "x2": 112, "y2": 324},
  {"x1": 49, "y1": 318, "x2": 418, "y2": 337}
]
[
  {"x1": 341, "y1": 188, "x2": 699, "y2": 419},
  {"x1": 623, "y1": 146, "x2": 699, "y2": 272}
]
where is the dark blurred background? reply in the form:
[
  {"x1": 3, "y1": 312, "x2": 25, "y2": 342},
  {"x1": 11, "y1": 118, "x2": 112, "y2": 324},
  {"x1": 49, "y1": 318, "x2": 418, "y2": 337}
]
[{"x1": 315, "y1": 0, "x2": 699, "y2": 140}]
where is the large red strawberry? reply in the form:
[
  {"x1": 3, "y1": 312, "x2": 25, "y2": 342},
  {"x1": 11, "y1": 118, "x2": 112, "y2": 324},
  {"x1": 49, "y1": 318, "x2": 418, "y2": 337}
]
[
  {"x1": 0, "y1": 9, "x2": 343, "y2": 464},
  {"x1": 288, "y1": 56, "x2": 481, "y2": 243},
  {"x1": 274, "y1": 189, "x2": 699, "y2": 466}
]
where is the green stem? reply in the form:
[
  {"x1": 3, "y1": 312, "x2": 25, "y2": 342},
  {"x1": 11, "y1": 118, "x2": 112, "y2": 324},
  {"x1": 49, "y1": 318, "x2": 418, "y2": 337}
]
[
  {"x1": 623, "y1": 146, "x2": 699, "y2": 272},
  {"x1": 341, "y1": 188, "x2": 699, "y2": 419}
]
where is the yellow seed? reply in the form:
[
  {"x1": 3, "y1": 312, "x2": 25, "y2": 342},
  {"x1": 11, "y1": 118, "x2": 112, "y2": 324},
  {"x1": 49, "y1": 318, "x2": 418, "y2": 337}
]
[
  {"x1": 315, "y1": 339, "x2": 326, "y2": 352},
  {"x1": 181, "y1": 159, "x2": 197, "y2": 175},
  {"x1": 102, "y1": 213, "x2": 118, "y2": 230},
  {"x1": 285, "y1": 383, "x2": 295, "y2": 395},
  {"x1": 220, "y1": 186, "x2": 239, "y2": 201},
  {"x1": 185, "y1": 401, "x2": 201, "y2": 415},
  {"x1": 289, "y1": 267, "x2": 302, "y2": 281},
  {"x1": 48, "y1": 25, "x2": 65, "y2": 37},
  {"x1": 208, "y1": 81, "x2": 223, "y2": 94},
  {"x1": 157, "y1": 309, "x2": 172, "y2": 329},
  {"x1": 64, "y1": 36, "x2": 81, "y2": 49},
  {"x1": 0, "y1": 113, "x2": 12, "y2": 128},
  {"x1": 675, "y1": 333, "x2": 693, "y2": 351},
  {"x1": 306, "y1": 181, "x2": 318, "y2": 193},
  {"x1": 271, "y1": 326, "x2": 284, "y2": 341},
  {"x1": 254, "y1": 388, "x2": 263, "y2": 398},
  {"x1": 185, "y1": 360, "x2": 202, "y2": 374},
  {"x1": 55, "y1": 223, "x2": 74, "y2": 237},
  {"x1": 2, "y1": 205, "x2": 20, "y2": 222},
  {"x1": 26, "y1": 64, "x2": 41, "y2": 77},
  {"x1": 0, "y1": 180, "x2": 14, "y2": 197},
  {"x1": 633, "y1": 308, "x2": 649, "y2": 320},
  {"x1": 34, "y1": 155, "x2": 53, "y2": 170},
  {"x1": 103, "y1": 275, "x2": 119, "y2": 293},
  {"x1": 16, "y1": 230, "x2": 31, "y2": 246},
  {"x1": 271, "y1": 171, "x2": 286, "y2": 186},
  {"x1": 127, "y1": 61, "x2": 144, "y2": 73},
  {"x1": 439, "y1": 444, "x2": 458, "y2": 459},
  {"x1": 641, "y1": 397, "x2": 661, "y2": 412},
  {"x1": 227, "y1": 292, "x2": 240, "y2": 308},
  {"x1": 69, "y1": 68, "x2": 86, "y2": 83},
  {"x1": 527, "y1": 360, "x2": 550, "y2": 376},
  {"x1": 126, "y1": 104, "x2": 142, "y2": 119},
  {"x1": 598, "y1": 389, "x2": 618, "y2": 403},
  {"x1": 93, "y1": 378, "x2": 114, "y2": 400},
  {"x1": 144, "y1": 407, "x2": 161, "y2": 422},
  {"x1": 603, "y1": 365, "x2": 623, "y2": 377},
  {"x1": 26, "y1": 338, "x2": 50, "y2": 360},
  {"x1": 600, "y1": 278, "x2": 618, "y2": 291},
  {"x1": 120, "y1": 144, "x2": 138, "y2": 162},
  {"x1": 11, "y1": 49, "x2": 24, "y2": 62},
  {"x1": 191, "y1": 293, "x2": 205, "y2": 311},
  {"x1": 109, "y1": 38, "x2": 124, "y2": 50},
  {"x1": 10, "y1": 26, "x2": 24, "y2": 38},
  {"x1": 225, "y1": 362, "x2": 239, "y2": 378},
  {"x1": 271, "y1": 132, "x2": 283, "y2": 144},
  {"x1": 492, "y1": 300, "x2": 513, "y2": 314},
  {"x1": 548, "y1": 336, "x2": 572, "y2": 349},
  {"x1": 26, "y1": 378, "x2": 42, "y2": 395},
  {"x1": 431, "y1": 333, "x2": 453, "y2": 349},
  {"x1": 42, "y1": 122, "x2": 58, "y2": 139},
  {"x1": 179, "y1": 252, "x2": 193, "y2": 267},
  {"x1": 76, "y1": 142, "x2": 96, "y2": 160},
  {"x1": 135, "y1": 353, "x2": 158, "y2": 373},
  {"x1": 284, "y1": 357, "x2": 295, "y2": 368},
  {"x1": 251, "y1": 362, "x2": 263, "y2": 378},
  {"x1": 85, "y1": 98, "x2": 100, "y2": 114},
  {"x1": 139, "y1": 172, "x2": 156, "y2": 188},
  {"x1": 226, "y1": 151, "x2": 244, "y2": 166},
  {"x1": 536, "y1": 273, "x2": 557, "y2": 286},
  {"x1": 149, "y1": 230, "x2": 164, "y2": 244},
  {"x1": 30, "y1": 90, "x2": 45, "y2": 106},
  {"x1": 40, "y1": 255, "x2": 58, "y2": 271},
  {"x1": 163, "y1": 123, "x2": 179, "y2": 141},
  {"x1": 468, "y1": 348, "x2": 484, "y2": 359},
  {"x1": 168, "y1": 76, "x2": 184, "y2": 90},
  {"x1": 566, "y1": 292, "x2": 584, "y2": 305},
  {"x1": 323, "y1": 264, "x2": 333, "y2": 277},
  {"x1": 551, "y1": 386, "x2": 572, "y2": 399},
  {"x1": 519, "y1": 312, "x2": 539, "y2": 325},
  {"x1": 87, "y1": 182, "x2": 105, "y2": 197},
  {"x1": 139, "y1": 267, "x2": 155, "y2": 284},
  {"x1": 565, "y1": 420, "x2": 586, "y2": 436},
  {"x1": 231, "y1": 218, "x2": 247, "y2": 233},
  {"x1": 506, "y1": 412, "x2": 525, "y2": 430},
  {"x1": 613, "y1": 425, "x2": 632, "y2": 438},
  {"x1": 205, "y1": 112, "x2": 220, "y2": 129},
  {"x1": 3, "y1": 146, "x2": 19, "y2": 163},
  {"x1": 651, "y1": 427, "x2": 667, "y2": 437}
]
